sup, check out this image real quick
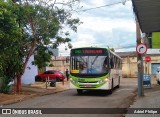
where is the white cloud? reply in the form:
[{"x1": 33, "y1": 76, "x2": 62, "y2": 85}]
[
  {"x1": 58, "y1": 0, "x2": 136, "y2": 55},
  {"x1": 78, "y1": 17, "x2": 135, "y2": 33}
]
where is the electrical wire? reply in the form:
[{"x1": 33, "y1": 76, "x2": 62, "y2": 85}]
[
  {"x1": 79, "y1": 2, "x2": 122, "y2": 12},
  {"x1": 78, "y1": 0, "x2": 130, "y2": 12}
]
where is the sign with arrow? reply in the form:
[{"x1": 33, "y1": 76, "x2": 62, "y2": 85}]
[{"x1": 136, "y1": 43, "x2": 147, "y2": 54}]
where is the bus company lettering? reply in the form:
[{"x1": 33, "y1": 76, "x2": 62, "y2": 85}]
[{"x1": 82, "y1": 50, "x2": 102, "y2": 54}]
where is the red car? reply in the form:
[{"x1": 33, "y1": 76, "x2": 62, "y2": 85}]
[{"x1": 35, "y1": 70, "x2": 65, "y2": 82}]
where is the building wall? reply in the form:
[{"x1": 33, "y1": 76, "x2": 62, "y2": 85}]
[
  {"x1": 122, "y1": 55, "x2": 160, "y2": 78},
  {"x1": 22, "y1": 55, "x2": 38, "y2": 84},
  {"x1": 122, "y1": 56, "x2": 137, "y2": 78},
  {"x1": 47, "y1": 56, "x2": 69, "y2": 74},
  {"x1": 146, "y1": 56, "x2": 160, "y2": 75}
]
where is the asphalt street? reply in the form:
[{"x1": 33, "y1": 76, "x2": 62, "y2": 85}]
[{"x1": 1, "y1": 78, "x2": 137, "y2": 117}]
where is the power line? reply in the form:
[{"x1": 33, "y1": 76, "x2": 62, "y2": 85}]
[{"x1": 78, "y1": 1, "x2": 128, "y2": 12}]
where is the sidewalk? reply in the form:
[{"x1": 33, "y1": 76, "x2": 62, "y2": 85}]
[
  {"x1": 125, "y1": 77, "x2": 160, "y2": 117},
  {"x1": 0, "y1": 80, "x2": 69, "y2": 106}
]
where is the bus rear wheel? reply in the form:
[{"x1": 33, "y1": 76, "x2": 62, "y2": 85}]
[
  {"x1": 117, "y1": 77, "x2": 120, "y2": 88},
  {"x1": 77, "y1": 89, "x2": 83, "y2": 95}
]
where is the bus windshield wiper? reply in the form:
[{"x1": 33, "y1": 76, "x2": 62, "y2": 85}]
[{"x1": 91, "y1": 56, "x2": 98, "y2": 66}]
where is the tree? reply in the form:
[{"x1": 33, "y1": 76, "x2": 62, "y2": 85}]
[
  {"x1": 12, "y1": 0, "x2": 81, "y2": 92},
  {"x1": 0, "y1": 0, "x2": 24, "y2": 93}
]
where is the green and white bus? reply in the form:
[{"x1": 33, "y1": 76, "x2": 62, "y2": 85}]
[{"x1": 69, "y1": 47, "x2": 122, "y2": 94}]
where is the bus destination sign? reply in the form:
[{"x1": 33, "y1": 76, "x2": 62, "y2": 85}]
[
  {"x1": 71, "y1": 48, "x2": 107, "y2": 56},
  {"x1": 74, "y1": 49, "x2": 103, "y2": 54}
]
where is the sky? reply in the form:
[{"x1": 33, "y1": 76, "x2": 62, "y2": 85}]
[{"x1": 58, "y1": 0, "x2": 136, "y2": 56}]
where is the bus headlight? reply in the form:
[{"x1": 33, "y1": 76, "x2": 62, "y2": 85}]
[
  {"x1": 70, "y1": 78, "x2": 73, "y2": 81},
  {"x1": 98, "y1": 80, "x2": 103, "y2": 84},
  {"x1": 70, "y1": 79, "x2": 78, "y2": 84},
  {"x1": 104, "y1": 79, "x2": 108, "y2": 82}
]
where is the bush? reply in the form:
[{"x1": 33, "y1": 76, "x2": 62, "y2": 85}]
[{"x1": 0, "y1": 76, "x2": 13, "y2": 94}]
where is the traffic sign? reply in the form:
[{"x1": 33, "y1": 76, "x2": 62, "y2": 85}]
[
  {"x1": 145, "y1": 56, "x2": 151, "y2": 62},
  {"x1": 143, "y1": 74, "x2": 151, "y2": 88},
  {"x1": 136, "y1": 43, "x2": 147, "y2": 54}
]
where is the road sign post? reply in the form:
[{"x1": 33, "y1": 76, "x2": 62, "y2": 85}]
[
  {"x1": 136, "y1": 19, "x2": 145, "y2": 97},
  {"x1": 136, "y1": 43, "x2": 147, "y2": 96}
]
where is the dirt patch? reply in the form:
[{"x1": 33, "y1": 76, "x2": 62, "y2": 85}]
[
  {"x1": 0, "y1": 81, "x2": 69, "y2": 106},
  {"x1": 118, "y1": 89, "x2": 137, "y2": 108},
  {"x1": 0, "y1": 92, "x2": 36, "y2": 105}
]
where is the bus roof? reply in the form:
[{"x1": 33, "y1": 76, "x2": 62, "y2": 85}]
[{"x1": 109, "y1": 50, "x2": 122, "y2": 60}]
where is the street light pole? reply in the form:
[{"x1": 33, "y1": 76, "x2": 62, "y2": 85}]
[{"x1": 136, "y1": 19, "x2": 144, "y2": 97}]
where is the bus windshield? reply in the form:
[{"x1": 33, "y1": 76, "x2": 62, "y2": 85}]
[{"x1": 70, "y1": 56, "x2": 108, "y2": 75}]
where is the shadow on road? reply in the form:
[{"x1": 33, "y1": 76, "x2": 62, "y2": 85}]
[{"x1": 74, "y1": 86, "x2": 120, "y2": 97}]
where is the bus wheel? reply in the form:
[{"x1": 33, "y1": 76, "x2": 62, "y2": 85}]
[
  {"x1": 117, "y1": 77, "x2": 120, "y2": 88},
  {"x1": 157, "y1": 80, "x2": 160, "y2": 85},
  {"x1": 108, "y1": 79, "x2": 113, "y2": 94},
  {"x1": 77, "y1": 89, "x2": 83, "y2": 95}
]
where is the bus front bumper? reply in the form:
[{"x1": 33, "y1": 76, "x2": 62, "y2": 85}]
[{"x1": 69, "y1": 80, "x2": 110, "y2": 90}]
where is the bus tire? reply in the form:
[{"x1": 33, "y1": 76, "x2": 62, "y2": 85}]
[
  {"x1": 157, "y1": 80, "x2": 160, "y2": 85},
  {"x1": 108, "y1": 79, "x2": 113, "y2": 94},
  {"x1": 117, "y1": 77, "x2": 120, "y2": 88},
  {"x1": 77, "y1": 89, "x2": 83, "y2": 95}
]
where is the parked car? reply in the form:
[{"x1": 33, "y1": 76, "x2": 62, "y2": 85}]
[{"x1": 35, "y1": 70, "x2": 65, "y2": 82}]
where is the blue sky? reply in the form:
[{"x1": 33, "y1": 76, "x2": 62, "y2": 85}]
[{"x1": 58, "y1": 0, "x2": 136, "y2": 56}]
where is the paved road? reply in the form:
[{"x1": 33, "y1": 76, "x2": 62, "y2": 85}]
[{"x1": 1, "y1": 78, "x2": 137, "y2": 117}]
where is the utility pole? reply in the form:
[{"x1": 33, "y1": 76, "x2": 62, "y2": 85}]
[{"x1": 136, "y1": 19, "x2": 144, "y2": 96}]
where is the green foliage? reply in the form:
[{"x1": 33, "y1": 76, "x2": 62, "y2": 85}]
[
  {"x1": 18, "y1": 0, "x2": 82, "y2": 69},
  {"x1": 0, "y1": 0, "x2": 24, "y2": 93},
  {"x1": 32, "y1": 46, "x2": 53, "y2": 69},
  {"x1": 0, "y1": 0, "x2": 81, "y2": 92},
  {"x1": 0, "y1": 0, "x2": 24, "y2": 80},
  {"x1": 0, "y1": 76, "x2": 12, "y2": 94}
]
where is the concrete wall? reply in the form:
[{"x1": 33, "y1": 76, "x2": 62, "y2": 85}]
[
  {"x1": 145, "y1": 56, "x2": 160, "y2": 76},
  {"x1": 22, "y1": 55, "x2": 38, "y2": 84},
  {"x1": 47, "y1": 56, "x2": 69, "y2": 74},
  {"x1": 122, "y1": 56, "x2": 137, "y2": 78},
  {"x1": 122, "y1": 55, "x2": 160, "y2": 78}
]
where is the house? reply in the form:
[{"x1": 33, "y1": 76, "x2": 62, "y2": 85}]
[
  {"x1": 116, "y1": 52, "x2": 137, "y2": 78},
  {"x1": 117, "y1": 51, "x2": 160, "y2": 78}
]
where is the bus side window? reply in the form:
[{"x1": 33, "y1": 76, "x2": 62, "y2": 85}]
[
  {"x1": 110, "y1": 58, "x2": 114, "y2": 68},
  {"x1": 103, "y1": 57, "x2": 108, "y2": 68}
]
